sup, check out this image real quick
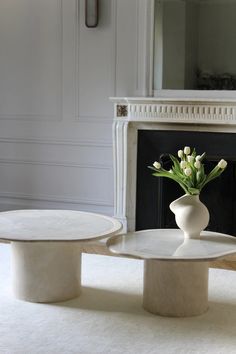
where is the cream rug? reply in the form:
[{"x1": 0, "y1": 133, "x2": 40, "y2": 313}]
[{"x1": 0, "y1": 243, "x2": 236, "y2": 354}]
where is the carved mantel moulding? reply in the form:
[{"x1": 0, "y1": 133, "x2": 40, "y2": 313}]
[{"x1": 111, "y1": 97, "x2": 236, "y2": 125}]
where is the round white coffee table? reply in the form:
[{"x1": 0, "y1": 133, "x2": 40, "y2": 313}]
[
  {"x1": 0, "y1": 210, "x2": 121, "y2": 303},
  {"x1": 107, "y1": 229, "x2": 236, "y2": 317}
]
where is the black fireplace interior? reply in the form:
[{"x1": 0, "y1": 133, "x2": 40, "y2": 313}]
[{"x1": 136, "y1": 130, "x2": 236, "y2": 236}]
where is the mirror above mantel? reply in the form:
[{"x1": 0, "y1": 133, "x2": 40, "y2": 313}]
[{"x1": 153, "y1": 0, "x2": 236, "y2": 93}]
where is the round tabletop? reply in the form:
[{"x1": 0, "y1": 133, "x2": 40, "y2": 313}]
[
  {"x1": 107, "y1": 229, "x2": 236, "y2": 261},
  {"x1": 0, "y1": 210, "x2": 122, "y2": 242}
]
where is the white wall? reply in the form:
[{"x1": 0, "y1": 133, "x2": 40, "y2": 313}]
[{"x1": 0, "y1": 0, "x2": 139, "y2": 215}]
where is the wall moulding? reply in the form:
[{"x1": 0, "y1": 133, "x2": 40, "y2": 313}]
[
  {"x1": 0, "y1": 158, "x2": 112, "y2": 170},
  {"x1": 0, "y1": 192, "x2": 113, "y2": 207},
  {"x1": 0, "y1": 114, "x2": 62, "y2": 122},
  {"x1": 0, "y1": 137, "x2": 112, "y2": 148}
]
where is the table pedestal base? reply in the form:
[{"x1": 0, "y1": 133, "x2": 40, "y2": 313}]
[
  {"x1": 11, "y1": 242, "x2": 81, "y2": 303},
  {"x1": 143, "y1": 260, "x2": 209, "y2": 317}
]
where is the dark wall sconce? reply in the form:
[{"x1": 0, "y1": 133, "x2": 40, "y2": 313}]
[{"x1": 85, "y1": 0, "x2": 99, "y2": 28}]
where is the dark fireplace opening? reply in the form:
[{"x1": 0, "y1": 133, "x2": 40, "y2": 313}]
[{"x1": 136, "y1": 130, "x2": 236, "y2": 236}]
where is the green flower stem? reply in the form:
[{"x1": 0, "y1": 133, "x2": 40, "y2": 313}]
[
  {"x1": 201, "y1": 166, "x2": 224, "y2": 188},
  {"x1": 149, "y1": 149, "x2": 227, "y2": 196},
  {"x1": 152, "y1": 171, "x2": 189, "y2": 194}
]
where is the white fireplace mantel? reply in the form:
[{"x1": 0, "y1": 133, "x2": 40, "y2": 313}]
[{"x1": 111, "y1": 96, "x2": 236, "y2": 232}]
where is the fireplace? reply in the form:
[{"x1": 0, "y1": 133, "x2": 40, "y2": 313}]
[
  {"x1": 136, "y1": 130, "x2": 236, "y2": 235},
  {"x1": 111, "y1": 96, "x2": 236, "y2": 233}
]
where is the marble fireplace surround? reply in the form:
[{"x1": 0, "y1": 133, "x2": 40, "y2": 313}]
[{"x1": 111, "y1": 96, "x2": 236, "y2": 233}]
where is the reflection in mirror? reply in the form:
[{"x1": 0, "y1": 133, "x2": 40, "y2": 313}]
[{"x1": 154, "y1": 0, "x2": 236, "y2": 91}]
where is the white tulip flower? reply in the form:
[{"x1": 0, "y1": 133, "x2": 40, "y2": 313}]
[
  {"x1": 196, "y1": 153, "x2": 206, "y2": 161},
  {"x1": 218, "y1": 159, "x2": 227, "y2": 169},
  {"x1": 180, "y1": 161, "x2": 187, "y2": 169},
  {"x1": 184, "y1": 167, "x2": 192, "y2": 176},
  {"x1": 187, "y1": 155, "x2": 194, "y2": 163},
  {"x1": 153, "y1": 161, "x2": 161, "y2": 169},
  {"x1": 149, "y1": 147, "x2": 227, "y2": 196},
  {"x1": 178, "y1": 150, "x2": 183, "y2": 158},
  {"x1": 194, "y1": 160, "x2": 201, "y2": 169},
  {"x1": 184, "y1": 146, "x2": 191, "y2": 155}
]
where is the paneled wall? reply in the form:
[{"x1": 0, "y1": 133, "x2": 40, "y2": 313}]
[{"x1": 0, "y1": 0, "x2": 140, "y2": 215}]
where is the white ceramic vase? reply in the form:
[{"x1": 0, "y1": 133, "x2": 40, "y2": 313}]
[{"x1": 169, "y1": 194, "x2": 209, "y2": 239}]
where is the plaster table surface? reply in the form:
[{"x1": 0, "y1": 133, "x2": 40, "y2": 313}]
[
  {"x1": 107, "y1": 229, "x2": 236, "y2": 317},
  {"x1": 0, "y1": 209, "x2": 122, "y2": 303}
]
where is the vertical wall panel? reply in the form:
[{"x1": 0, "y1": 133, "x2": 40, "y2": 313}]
[
  {"x1": 0, "y1": 0, "x2": 62, "y2": 119},
  {"x1": 0, "y1": 0, "x2": 139, "y2": 215},
  {"x1": 78, "y1": 0, "x2": 116, "y2": 118}
]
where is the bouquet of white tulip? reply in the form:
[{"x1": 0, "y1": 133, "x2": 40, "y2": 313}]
[{"x1": 149, "y1": 146, "x2": 227, "y2": 195}]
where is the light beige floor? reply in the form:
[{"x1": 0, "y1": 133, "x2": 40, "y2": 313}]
[{"x1": 0, "y1": 243, "x2": 236, "y2": 354}]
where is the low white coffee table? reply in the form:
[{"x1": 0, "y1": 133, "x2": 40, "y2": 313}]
[
  {"x1": 0, "y1": 210, "x2": 121, "y2": 303},
  {"x1": 107, "y1": 229, "x2": 236, "y2": 317}
]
